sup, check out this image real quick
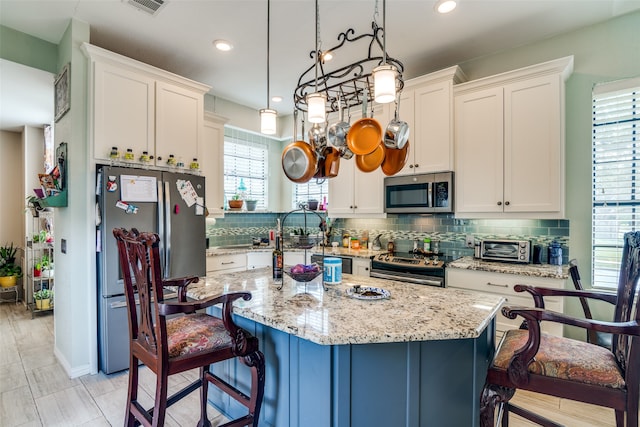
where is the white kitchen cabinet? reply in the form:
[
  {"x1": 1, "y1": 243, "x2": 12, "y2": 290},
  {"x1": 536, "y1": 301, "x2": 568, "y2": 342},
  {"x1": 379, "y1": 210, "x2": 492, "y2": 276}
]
[
  {"x1": 247, "y1": 252, "x2": 272, "y2": 270},
  {"x1": 328, "y1": 106, "x2": 385, "y2": 217},
  {"x1": 155, "y1": 80, "x2": 204, "y2": 167},
  {"x1": 395, "y1": 66, "x2": 466, "y2": 176},
  {"x1": 92, "y1": 60, "x2": 155, "y2": 161},
  {"x1": 83, "y1": 43, "x2": 209, "y2": 169},
  {"x1": 352, "y1": 258, "x2": 371, "y2": 277},
  {"x1": 201, "y1": 112, "x2": 227, "y2": 217},
  {"x1": 446, "y1": 268, "x2": 565, "y2": 340},
  {"x1": 454, "y1": 57, "x2": 573, "y2": 218},
  {"x1": 206, "y1": 253, "x2": 247, "y2": 274}
]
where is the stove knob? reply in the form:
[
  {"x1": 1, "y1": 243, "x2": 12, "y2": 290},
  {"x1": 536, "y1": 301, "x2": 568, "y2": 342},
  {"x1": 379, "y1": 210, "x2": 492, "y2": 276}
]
[{"x1": 384, "y1": 255, "x2": 390, "y2": 261}]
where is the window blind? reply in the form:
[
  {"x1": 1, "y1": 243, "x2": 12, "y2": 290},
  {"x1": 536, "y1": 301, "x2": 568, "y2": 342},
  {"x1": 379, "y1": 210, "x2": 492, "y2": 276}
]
[
  {"x1": 592, "y1": 78, "x2": 640, "y2": 288},
  {"x1": 293, "y1": 179, "x2": 328, "y2": 210},
  {"x1": 224, "y1": 133, "x2": 269, "y2": 209}
]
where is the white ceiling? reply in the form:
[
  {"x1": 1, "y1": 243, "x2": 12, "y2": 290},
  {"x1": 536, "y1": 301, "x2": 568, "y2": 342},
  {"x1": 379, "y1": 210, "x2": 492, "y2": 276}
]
[{"x1": 1, "y1": 0, "x2": 640, "y2": 132}]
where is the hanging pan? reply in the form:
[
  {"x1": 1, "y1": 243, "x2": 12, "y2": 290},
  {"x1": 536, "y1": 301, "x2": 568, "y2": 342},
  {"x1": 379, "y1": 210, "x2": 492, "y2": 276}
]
[
  {"x1": 356, "y1": 142, "x2": 386, "y2": 173},
  {"x1": 384, "y1": 96, "x2": 410, "y2": 150},
  {"x1": 282, "y1": 112, "x2": 317, "y2": 183},
  {"x1": 346, "y1": 92, "x2": 382, "y2": 156},
  {"x1": 327, "y1": 95, "x2": 350, "y2": 148},
  {"x1": 381, "y1": 140, "x2": 410, "y2": 176}
]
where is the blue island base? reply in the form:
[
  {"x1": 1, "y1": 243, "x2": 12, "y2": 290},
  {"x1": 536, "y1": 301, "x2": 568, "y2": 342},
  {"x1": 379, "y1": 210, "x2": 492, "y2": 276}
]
[{"x1": 207, "y1": 311, "x2": 495, "y2": 427}]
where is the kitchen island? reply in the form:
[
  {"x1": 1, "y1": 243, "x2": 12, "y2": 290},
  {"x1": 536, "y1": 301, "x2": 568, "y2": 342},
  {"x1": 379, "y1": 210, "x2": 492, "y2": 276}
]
[{"x1": 183, "y1": 268, "x2": 503, "y2": 427}]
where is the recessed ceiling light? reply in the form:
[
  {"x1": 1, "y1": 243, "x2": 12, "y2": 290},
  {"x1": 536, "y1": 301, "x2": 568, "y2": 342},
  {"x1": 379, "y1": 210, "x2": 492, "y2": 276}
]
[
  {"x1": 435, "y1": 0, "x2": 457, "y2": 14},
  {"x1": 213, "y1": 39, "x2": 233, "y2": 51},
  {"x1": 271, "y1": 96, "x2": 283, "y2": 103}
]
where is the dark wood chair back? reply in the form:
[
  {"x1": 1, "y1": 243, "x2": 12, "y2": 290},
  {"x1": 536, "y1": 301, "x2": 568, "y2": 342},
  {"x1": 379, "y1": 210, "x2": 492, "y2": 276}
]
[
  {"x1": 480, "y1": 231, "x2": 640, "y2": 427},
  {"x1": 568, "y1": 258, "x2": 612, "y2": 348},
  {"x1": 113, "y1": 228, "x2": 265, "y2": 427}
]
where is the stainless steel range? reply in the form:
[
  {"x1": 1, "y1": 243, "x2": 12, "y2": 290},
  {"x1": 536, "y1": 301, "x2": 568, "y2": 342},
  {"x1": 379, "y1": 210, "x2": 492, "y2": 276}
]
[{"x1": 370, "y1": 252, "x2": 448, "y2": 287}]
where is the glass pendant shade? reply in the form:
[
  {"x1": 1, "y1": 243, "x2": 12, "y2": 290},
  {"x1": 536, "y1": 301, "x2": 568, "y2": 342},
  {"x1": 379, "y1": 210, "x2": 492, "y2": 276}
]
[
  {"x1": 373, "y1": 64, "x2": 397, "y2": 103},
  {"x1": 307, "y1": 93, "x2": 326, "y2": 123},
  {"x1": 260, "y1": 108, "x2": 277, "y2": 135}
]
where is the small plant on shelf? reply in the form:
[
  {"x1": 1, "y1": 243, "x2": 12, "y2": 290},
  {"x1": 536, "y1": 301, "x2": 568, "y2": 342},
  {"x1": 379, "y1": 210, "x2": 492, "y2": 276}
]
[
  {"x1": 34, "y1": 288, "x2": 52, "y2": 300},
  {"x1": 0, "y1": 243, "x2": 23, "y2": 287},
  {"x1": 34, "y1": 288, "x2": 53, "y2": 310},
  {"x1": 228, "y1": 194, "x2": 244, "y2": 209}
]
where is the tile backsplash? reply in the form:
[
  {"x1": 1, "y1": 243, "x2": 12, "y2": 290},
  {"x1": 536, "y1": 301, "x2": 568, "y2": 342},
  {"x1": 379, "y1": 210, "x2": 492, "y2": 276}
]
[{"x1": 207, "y1": 213, "x2": 569, "y2": 264}]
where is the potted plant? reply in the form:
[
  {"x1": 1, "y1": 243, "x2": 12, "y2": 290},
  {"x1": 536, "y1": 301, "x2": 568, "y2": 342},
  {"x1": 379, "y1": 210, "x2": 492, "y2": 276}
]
[
  {"x1": 34, "y1": 288, "x2": 53, "y2": 310},
  {"x1": 0, "y1": 243, "x2": 23, "y2": 288},
  {"x1": 26, "y1": 196, "x2": 44, "y2": 217},
  {"x1": 40, "y1": 254, "x2": 53, "y2": 278},
  {"x1": 245, "y1": 199, "x2": 258, "y2": 211},
  {"x1": 228, "y1": 194, "x2": 244, "y2": 209}
]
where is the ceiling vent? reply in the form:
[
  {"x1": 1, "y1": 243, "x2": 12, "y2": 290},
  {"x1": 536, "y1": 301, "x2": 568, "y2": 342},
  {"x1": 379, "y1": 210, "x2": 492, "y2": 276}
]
[{"x1": 126, "y1": 0, "x2": 166, "y2": 15}]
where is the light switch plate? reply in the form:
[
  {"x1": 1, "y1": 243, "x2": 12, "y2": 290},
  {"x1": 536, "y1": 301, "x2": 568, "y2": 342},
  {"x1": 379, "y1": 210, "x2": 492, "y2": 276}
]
[{"x1": 465, "y1": 234, "x2": 474, "y2": 248}]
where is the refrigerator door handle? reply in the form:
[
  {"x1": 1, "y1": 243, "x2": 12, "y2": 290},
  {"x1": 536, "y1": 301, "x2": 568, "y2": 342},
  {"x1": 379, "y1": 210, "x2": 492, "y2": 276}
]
[
  {"x1": 164, "y1": 180, "x2": 172, "y2": 279},
  {"x1": 157, "y1": 180, "x2": 166, "y2": 273}
]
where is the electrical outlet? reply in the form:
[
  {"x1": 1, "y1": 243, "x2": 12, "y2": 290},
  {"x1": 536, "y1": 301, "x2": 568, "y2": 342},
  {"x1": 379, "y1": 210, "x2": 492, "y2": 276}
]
[{"x1": 465, "y1": 234, "x2": 475, "y2": 248}]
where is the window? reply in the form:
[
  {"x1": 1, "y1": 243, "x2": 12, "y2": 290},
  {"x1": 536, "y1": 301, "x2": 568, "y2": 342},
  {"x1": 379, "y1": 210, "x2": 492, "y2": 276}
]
[
  {"x1": 293, "y1": 179, "x2": 328, "y2": 210},
  {"x1": 592, "y1": 77, "x2": 640, "y2": 288},
  {"x1": 224, "y1": 128, "x2": 270, "y2": 209}
]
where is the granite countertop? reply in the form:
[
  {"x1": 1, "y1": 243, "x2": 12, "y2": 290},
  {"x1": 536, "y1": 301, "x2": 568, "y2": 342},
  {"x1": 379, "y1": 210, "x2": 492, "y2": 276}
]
[
  {"x1": 447, "y1": 256, "x2": 568, "y2": 280},
  {"x1": 179, "y1": 268, "x2": 504, "y2": 346}
]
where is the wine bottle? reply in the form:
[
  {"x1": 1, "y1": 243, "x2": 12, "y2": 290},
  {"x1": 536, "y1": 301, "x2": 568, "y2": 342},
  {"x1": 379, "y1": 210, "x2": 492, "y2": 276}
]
[{"x1": 272, "y1": 232, "x2": 283, "y2": 279}]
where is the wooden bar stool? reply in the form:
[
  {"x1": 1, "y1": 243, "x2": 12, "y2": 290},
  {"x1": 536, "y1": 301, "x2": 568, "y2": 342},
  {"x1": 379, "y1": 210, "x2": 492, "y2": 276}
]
[{"x1": 113, "y1": 228, "x2": 265, "y2": 427}]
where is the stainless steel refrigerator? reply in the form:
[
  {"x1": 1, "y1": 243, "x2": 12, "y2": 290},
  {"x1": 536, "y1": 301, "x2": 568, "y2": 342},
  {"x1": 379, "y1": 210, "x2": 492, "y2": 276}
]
[{"x1": 96, "y1": 165, "x2": 206, "y2": 374}]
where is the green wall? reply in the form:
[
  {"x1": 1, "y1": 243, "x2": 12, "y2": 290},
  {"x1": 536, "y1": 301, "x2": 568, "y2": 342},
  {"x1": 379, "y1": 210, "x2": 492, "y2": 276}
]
[{"x1": 0, "y1": 25, "x2": 57, "y2": 73}]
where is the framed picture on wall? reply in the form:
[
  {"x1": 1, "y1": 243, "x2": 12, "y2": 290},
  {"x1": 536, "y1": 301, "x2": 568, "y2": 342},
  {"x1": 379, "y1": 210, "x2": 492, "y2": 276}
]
[{"x1": 54, "y1": 63, "x2": 70, "y2": 122}]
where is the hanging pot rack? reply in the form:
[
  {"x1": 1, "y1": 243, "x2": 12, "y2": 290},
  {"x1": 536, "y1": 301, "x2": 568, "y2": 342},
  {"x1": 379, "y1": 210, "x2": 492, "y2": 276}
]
[{"x1": 293, "y1": 21, "x2": 404, "y2": 115}]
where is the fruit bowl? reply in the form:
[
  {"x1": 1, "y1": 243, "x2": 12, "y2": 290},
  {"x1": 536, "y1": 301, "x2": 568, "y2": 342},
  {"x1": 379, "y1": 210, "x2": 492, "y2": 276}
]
[{"x1": 284, "y1": 266, "x2": 322, "y2": 282}]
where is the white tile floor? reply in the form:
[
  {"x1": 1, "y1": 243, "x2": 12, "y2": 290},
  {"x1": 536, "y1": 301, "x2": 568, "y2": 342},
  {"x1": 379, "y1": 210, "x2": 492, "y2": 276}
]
[
  {"x1": 0, "y1": 302, "x2": 228, "y2": 426},
  {"x1": 0, "y1": 299, "x2": 621, "y2": 426}
]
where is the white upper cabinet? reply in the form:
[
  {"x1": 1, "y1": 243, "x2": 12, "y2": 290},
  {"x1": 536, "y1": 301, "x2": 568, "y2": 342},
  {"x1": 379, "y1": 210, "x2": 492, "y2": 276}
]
[
  {"x1": 328, "y1": 105, "x2": 386, "y2": 218},
  {"x1": 454, "y1": 57, "x2": 573, "y2": 218},
  {"x1": 201, "y1": 112, "x2": 227, "y2": 217},
  {"x1": 395, "y1": 66, "x2": 466, "y2": 176},
  {"x1": 83, "y1": 43, "x2": 210, "y2": 171},
  {"x1": 155, "y1": 81, "x2": 203, "y2": 167},
  {"x1": 92, "y1": 61, "x2": 155, "y2": 161}
]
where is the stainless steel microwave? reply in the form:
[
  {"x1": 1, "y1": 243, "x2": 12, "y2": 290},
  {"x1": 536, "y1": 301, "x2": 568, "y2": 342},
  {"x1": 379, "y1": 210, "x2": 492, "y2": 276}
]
[
  {"x1": 480, "y1": 239, "x2": 531, "y2": 263},
  {"x1": 384, "y1": 172, "x2": 454, "y2": 214}
]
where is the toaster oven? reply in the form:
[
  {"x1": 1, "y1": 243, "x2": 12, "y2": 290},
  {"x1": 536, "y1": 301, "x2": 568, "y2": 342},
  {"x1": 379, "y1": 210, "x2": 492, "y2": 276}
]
[{"x1": 480, "y1": 239, "x2": 531, "y2": 263}]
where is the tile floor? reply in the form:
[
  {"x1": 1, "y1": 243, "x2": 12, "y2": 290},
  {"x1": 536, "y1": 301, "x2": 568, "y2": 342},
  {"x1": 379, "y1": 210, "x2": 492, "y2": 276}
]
[
  {"x1": 0, "y1": 302, "x2": 228, "y2": 426},
  {"x1": 0, "y1": 300, "x2": 620, "y2": 426}
]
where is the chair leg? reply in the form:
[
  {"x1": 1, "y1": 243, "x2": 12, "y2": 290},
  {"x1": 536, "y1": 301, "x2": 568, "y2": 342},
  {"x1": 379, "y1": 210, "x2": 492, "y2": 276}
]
[
  {"x1": 125, "y1": 356, "x2": 139, "y2": 427},
  {"x1": 480, "y1": 384, "x2": 515, "y2": 427},
  {"x1": 197, "y1": 366, "x2": 212, "y2": 427},
  {"x1": 243, "y1": 350, "x2": 266, "y2": 427},
  {"x1": 151, "y1": 369, "x2": 169, "y2": 427}
]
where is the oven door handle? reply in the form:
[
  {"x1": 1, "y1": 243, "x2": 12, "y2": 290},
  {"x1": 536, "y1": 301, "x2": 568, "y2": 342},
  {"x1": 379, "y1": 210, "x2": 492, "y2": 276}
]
[{"x1": 370, "y1": 271, "x2": 444, "y2": 287}]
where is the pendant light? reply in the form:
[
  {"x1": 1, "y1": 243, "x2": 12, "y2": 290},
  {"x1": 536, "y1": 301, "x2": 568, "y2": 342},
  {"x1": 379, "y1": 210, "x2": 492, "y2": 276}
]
[
  {"x1": 260, "y1": 0, "x2": 277, "y2": 135},
  {"x1": 307, "y1": 0, "x2": 326, "y2": 123},
  {"x1": 373, "y1": 0, "x2": 397, "y2": 104}
]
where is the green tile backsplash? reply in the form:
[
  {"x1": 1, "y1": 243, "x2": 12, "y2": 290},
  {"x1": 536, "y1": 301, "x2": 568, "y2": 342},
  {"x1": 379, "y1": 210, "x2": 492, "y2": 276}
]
[{"x1": 207, "y1": 213, "x2": 570, "y2": 263}]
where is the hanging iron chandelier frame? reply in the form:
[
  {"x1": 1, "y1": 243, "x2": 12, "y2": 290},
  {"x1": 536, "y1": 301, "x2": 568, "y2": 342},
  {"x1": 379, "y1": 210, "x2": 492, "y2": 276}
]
[{"x1": 293, "y1": 21, "x2": 404, "y2": 116}]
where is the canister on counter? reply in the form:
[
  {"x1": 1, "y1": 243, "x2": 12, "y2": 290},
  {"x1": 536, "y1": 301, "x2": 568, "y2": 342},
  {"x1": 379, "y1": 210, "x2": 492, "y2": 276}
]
[
  {"x1": 342, "y1": 233, "x2": 350, "y2": 248},
  {"x1": 323, "y1": 257, "x2": 342, "y2": 285}
]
